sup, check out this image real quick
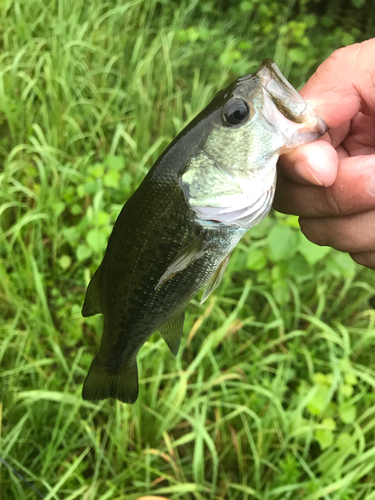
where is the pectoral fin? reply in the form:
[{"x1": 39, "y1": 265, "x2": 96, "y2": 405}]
[
  {"x1": 159, "y1": 309, "x2": 185, "y2": 356},
  {"x1": 156, "y1": 234, "x2": 206, "y2": 289},
  {"x1": 82, "y1": 265, "x2": 102, "y2": 317},
  {"x1": 200, "y1": 253, "x2": 231, "y2": 304}
]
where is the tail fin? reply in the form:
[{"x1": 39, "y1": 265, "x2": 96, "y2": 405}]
[{"x1": 82, "y1": 354, "x2": 139, "y2": 404}]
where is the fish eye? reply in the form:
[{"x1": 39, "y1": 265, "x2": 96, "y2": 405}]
[{"x1": 222, "y1": 98, "x2": 251, "y2": 126}]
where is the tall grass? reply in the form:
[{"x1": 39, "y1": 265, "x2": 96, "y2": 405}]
[{"x1": 1, "y1": 1, "x2": 375, "y2": 499}]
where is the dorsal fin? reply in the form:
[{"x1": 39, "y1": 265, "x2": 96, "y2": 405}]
[
  {"x1": 155, "y1": 234, "x2": 206, "y2": 289},
  {"x1": 159, "y1": 309, "x2": 185, "y2": 356},
  {"x1": 200, "y1": 253, "x2": 231, "y2": 304},
  {"x1": 82, "y1": 265, "x2": 102, "y2": 317}
]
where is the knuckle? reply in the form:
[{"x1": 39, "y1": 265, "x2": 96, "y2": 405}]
[
  {"x1": 327, "y1": 46, "x2": 348, "y2": 64},
  {"x1": 367, "y1": 211, "x2": 375, "y2": 235},
  {"x1": 321, "y1": 188, "x2": 342, "y2": 216}
]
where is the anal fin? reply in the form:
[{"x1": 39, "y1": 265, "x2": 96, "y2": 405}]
[
  {"x1": 201, "y1": 253, "x2": 231, "y2": 304},
  {"x1": 156, "y1": 234, "x2": 206, "y2": 289},
  {"x1": 82, "y1": 353, "x2": 139, "y2": 404},
  {"x1": 82, "y1": 265, "x2": 102, "y2": 317},
  {"x1": 159, "y1": 309, "x2": 185, "y2": 356}
]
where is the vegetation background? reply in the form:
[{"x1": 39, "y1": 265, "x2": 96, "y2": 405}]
[{"x1": 1, "y1": 0, "x2": 375, "y2": 498}]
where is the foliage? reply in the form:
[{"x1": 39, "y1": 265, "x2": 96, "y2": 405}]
[{"x1": 1, "y1": 0, "x2": 375, "y2": 499}]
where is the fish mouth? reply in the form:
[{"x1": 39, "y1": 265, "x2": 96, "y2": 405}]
[{"x1": 257, "y1": 59, "x2": 327, "y2": 149}]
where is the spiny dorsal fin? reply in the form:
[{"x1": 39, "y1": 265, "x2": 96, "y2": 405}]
[
  {"x1": 200, "y1": 253, "x2": 231, "y2": 304},
  {"x1": 82, "y1": 354, "x2": 139, "y2": 404},
  {"x1": 155, "y1": 234, "x2": 206, "y2": 289},
  {"x1": 82, "y1": 265, "x2": 102, "y2": 317},
  {"x1": 159, "y1": 309, "x2": 185, "y2": 356}
]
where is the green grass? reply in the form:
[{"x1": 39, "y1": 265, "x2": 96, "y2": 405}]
[{"x1": 1, "y1": 1, "x2": 375, "y2": 499}]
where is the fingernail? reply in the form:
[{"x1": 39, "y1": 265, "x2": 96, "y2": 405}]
[{"x1": 294, "y1": 160, "x2": 323, "y2": 186}]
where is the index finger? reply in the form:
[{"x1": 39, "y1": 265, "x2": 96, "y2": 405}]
[
  {"x1": 300, "y1": 39, "x2": 375, "y2": 127},
  {"x1": 279, "y1": 39, "x2": 375, "y2": 186}
]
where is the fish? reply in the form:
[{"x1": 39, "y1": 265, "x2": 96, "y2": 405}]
[{"x1": 81, "y1": 60, "x2": 327, "y2": 404}]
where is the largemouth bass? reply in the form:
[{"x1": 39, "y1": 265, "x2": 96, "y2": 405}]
[{"x1": 82, "y1": 60, "x2": 327, "y2": 404}]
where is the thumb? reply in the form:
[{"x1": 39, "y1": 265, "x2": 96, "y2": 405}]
[{"x1": 278, "y1": 139, "x2": 338, "y2": 187}]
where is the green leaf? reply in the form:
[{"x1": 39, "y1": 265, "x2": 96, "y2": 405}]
[
  {"x1": 327, "y1": 252, "x2": 357, "y2": 278},
  {"x1": 88, "y1": 164, "x2": 104, "y2": 178},
  {"x1": 272, "y1": 280, "x2": 290, "y2": 306},
  {"x1": 336, "y1": 432, "x2": 352, "y2": 450},
  {"x1": 271, "y1": 264, "x2": 283, "y2": 281},
  {"x1": 97, "y1": 211, "x2": 110, "y2": 226},
  {"x1": 240, "y1": 1, "x2": 253, "y2": 13},
  {"x1": 339, "y1": 403, "x2": 357, "y2": 423},
  {"x1": 106, "y1": 155, "x2": 125, "y2": 171},
  {"x1": 83, "y1": 181, "x2": 99, "y2": 195},
  {"x1": 256, "y1": 268, "x2": 270, "y2": 283},
  {"x1": 76, "y1": 244, "x2": 92, "y2": 262},
  {"x1": 246, "y1": 249, "x2": 266, "y2": 271},
  {"x1": 249, "y1": 217, "x2": 272, "y2": 239},
  {"x1": 267, "y1": 225, "x2": 299, "y2": 262},
  {"x1": 59, "y1": 255, "x2": 72, "y2": 270},
  {"x1": 350, "y1": 0, "x2": 365, "y2": 7},
  {"x1": 341, "y1": 384, "x2": 353, "y2": 397},
  {"x1": 345, "y1": 373, "x2": 358, "y2": 386},
  {"x1": 70, "y1": 204, "x2": 83, "y2": 215},
  {"x1": 77, "y1": 185, "x2": 86, "y2": 198},
  {"x1": 307, "y1": 384, "x2": 330, "y2": 416},
  {"x1": 312, "y1": 372, "x2": 328, "y2": 385},
  {"x1": 287, "y1": 254, "x2": 311, "y2": 280},
  {"x1": 298, "y1": 235, "x2": 331, "y2": 265},
  {"x1": 103, "y1": 170, "x2": 120, "y2": 188},
  {"x1": 62, "y1": 227, "x2": 80, "y2": 244},
  {"x1": 322, "y1": 417, "x2": 336, "y2": 431},
  {"x1": 53, "y1": 201, "x2": 66, "y2": 217},
  {"x1": 86, "y1": 229, "x2": 107, "y2": 253},
  {"x1": 284, "y1": 215, "x2": 300, "y2": 228},
  {"x1": 321, "y1": 15, "x2": 334, "y2": 28},
  {"x1": 121, "y1": 172, "x2": 133, "y2": 190},
  {"x1": 220, "y1": 49, "x2": 241, "y2": 67},
  {"x1": 315, "y1": 429, "x2": 334, "y2": 449}
]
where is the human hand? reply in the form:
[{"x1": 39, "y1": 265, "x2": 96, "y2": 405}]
[{"x1": 275, "y1": 38, "x2": 375, "y2": 270}]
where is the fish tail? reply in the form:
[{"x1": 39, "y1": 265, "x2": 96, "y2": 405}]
[{"x1": 82, "y1": 353, "x2": 139, "y2": 404}]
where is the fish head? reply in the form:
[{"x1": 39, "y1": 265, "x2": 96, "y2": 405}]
[
  {"x1": 180, "y1": 60, "x2": 327, "y2": 228},
  {"x1": 203, "y1": 59, "x2": 327, "y2": 178},
  {"x1": 255, "y1": 59, "x2": 327, "y2": 150}
]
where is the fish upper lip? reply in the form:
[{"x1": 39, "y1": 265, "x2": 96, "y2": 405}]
[
  {"x1": 259, "y1": 85, "x2": 328, "y2": 148},
  {"x1": 258, "y1": 64, "x2": 328, "y2": 138},
  {"x1": 310, "y1": 113, "x2": 328, "y2": 136},
  {"x1": 289, "y1": 106, "x2": 328, "y2": 137}
]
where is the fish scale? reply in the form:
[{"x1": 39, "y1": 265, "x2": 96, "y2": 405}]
[{"x1": 81, "y1": 60, "x2": 327, "y2": 404}]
